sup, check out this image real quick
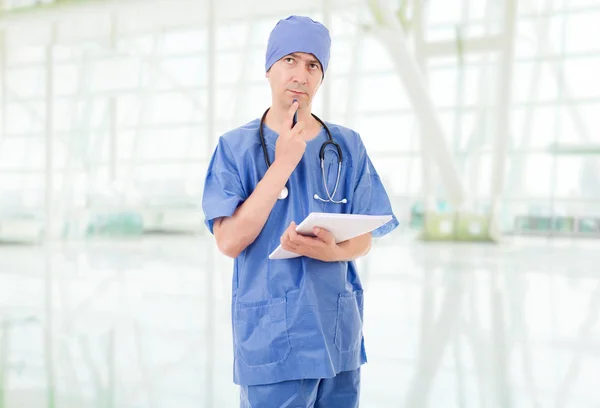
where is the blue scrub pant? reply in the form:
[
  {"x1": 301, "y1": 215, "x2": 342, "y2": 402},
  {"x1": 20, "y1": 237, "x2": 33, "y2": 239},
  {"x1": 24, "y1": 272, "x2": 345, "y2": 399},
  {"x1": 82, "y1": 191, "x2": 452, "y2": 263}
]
[{"x1": 240, "y1": 368, "x2": 361, "y2": 408}]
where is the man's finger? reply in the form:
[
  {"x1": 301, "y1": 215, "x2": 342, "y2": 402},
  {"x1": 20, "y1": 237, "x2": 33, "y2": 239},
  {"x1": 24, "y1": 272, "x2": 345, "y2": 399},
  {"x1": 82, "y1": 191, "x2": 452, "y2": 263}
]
[
  {"x1": 282, "y1": 222, "x2": 295, "y2": 241},
  {"x1": 282, "y1": 241, "x2": 298, "y2": 251},
  {"x1": 285, "y1": 100, "x2": 299, "y2": 129},
  {"x1": 291, "y1": 234, "x2": 311, "y2": 246},
  {"x1": 288, "y1": 222, "x2": 298, "y2": 240},
  {"x1": 289, "y1": 231, "x2": 300, "y2": 244},
  {"x1": 292, "y1": 121, "x2": 305, "y2": 136},
  {"x1": 281, "y1": 232, "x2": 296, "y2": 248},
  {"x1": 313, "y1": 227, "x2": 335, "y2": 244},
  {"x1": 282, "y1": 235, "x2": 299, "y2": 252}
]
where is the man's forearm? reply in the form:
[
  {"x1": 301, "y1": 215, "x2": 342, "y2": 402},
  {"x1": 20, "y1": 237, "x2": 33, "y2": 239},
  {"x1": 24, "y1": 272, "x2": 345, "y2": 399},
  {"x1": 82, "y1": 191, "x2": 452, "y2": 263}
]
[
  {"x1": 335, "y1": 233, "x2": 372, "y2": 261},
  {"x1": 215, "y1": 160, "x2": 294, "y2": 257}
]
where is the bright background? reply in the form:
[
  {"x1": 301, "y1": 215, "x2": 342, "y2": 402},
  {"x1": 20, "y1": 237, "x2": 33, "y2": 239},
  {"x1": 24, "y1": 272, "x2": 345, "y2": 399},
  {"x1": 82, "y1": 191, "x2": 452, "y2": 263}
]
[{"x1": 0, "y1": 0, "x2": 599, "y2": 407}]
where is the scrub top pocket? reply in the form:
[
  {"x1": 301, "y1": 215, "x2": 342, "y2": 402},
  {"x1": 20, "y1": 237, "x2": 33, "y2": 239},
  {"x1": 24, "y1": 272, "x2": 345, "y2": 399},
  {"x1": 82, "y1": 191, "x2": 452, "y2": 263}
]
[
  {"x1": 334, "y1": 290, "x2": 364, "y2": 352},
  {"x1": 234, "y1": 297, "x2": 291, "y2": 367}
]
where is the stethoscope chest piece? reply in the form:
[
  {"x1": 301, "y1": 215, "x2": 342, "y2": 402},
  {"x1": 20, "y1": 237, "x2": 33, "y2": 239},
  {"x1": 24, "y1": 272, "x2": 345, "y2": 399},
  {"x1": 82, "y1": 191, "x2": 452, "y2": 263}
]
[{"x1": 278, "y1": 186, "x2": 288, "y2": 200}]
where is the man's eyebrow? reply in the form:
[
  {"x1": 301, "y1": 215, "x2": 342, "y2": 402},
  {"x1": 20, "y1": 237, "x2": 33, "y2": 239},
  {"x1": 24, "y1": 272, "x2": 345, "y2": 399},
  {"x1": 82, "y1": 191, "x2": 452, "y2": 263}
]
[{"x1": 289, "y1": 52, "x2": 320, "y2": 65}]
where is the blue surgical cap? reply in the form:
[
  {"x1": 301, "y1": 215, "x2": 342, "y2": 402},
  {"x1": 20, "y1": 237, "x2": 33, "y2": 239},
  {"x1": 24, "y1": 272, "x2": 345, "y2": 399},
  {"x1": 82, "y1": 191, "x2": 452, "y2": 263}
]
[{"x1": 265, "y1": 15, "x2": 331, "y2": 77}]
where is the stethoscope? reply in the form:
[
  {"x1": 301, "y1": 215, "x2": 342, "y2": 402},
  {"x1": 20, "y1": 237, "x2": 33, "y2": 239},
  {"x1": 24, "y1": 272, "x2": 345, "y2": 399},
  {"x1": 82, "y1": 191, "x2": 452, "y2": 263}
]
[{"x1": 259, "y1": 108, "x2": 347, "y2": 204}]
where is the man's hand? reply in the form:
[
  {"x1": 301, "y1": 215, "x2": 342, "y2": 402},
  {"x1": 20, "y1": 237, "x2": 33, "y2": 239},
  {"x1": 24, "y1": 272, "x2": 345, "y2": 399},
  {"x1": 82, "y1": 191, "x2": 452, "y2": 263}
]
[
  {"x1": 280, "y1": 222, "x2": 342, "y2": 262},
  {"x1": 274, "y1": 100, "x2": 306, "y2": 172}
]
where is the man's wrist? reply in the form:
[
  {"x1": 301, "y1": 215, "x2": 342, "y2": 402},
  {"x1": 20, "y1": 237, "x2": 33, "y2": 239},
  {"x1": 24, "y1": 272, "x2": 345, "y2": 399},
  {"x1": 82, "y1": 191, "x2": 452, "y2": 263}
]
[{"x1": 271, "y1": 159, "x2": 296, "y2": 176}]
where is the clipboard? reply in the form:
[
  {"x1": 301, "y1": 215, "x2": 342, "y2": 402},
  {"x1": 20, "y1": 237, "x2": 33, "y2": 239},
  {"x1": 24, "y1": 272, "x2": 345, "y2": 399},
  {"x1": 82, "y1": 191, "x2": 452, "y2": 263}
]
[{"x1": 269, "y1": 212, "x2": 393, "y2": 260}]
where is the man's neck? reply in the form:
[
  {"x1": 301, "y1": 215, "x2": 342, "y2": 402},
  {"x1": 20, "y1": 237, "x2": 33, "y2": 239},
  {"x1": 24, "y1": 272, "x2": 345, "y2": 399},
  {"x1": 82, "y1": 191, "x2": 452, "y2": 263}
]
[{"x1": 264, "y1": 103, "x2": 320, "y2": 140}]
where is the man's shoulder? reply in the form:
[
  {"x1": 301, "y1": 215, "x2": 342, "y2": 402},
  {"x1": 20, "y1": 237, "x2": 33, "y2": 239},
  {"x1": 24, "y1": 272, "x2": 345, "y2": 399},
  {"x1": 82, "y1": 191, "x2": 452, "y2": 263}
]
[
  {"x1": 323, "y1": 121, "x2": 363, "y2": 144},
  {"x1": 218, "y1": 118, "x2": 261, "y2": 148}
]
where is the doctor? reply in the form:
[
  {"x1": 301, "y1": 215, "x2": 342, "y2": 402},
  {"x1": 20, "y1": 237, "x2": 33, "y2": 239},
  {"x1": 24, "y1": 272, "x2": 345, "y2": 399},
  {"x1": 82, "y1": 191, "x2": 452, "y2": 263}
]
[{"x1": 202, "y1": 15, "x2": 398, "y2": 408}]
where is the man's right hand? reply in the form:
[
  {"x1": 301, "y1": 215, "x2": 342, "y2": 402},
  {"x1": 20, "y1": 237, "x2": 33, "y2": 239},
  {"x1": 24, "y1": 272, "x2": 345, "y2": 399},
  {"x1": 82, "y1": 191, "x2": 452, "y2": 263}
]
[{"x1": 274, "y1": 100, "x2": 306, "y2": 171}]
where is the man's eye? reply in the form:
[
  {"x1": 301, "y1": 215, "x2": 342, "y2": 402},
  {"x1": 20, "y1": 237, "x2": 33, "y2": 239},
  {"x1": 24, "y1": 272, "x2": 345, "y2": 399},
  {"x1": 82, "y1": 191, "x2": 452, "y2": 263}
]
[{"x1": 285, "y1": 57, "x2": 294, "y2": 63}]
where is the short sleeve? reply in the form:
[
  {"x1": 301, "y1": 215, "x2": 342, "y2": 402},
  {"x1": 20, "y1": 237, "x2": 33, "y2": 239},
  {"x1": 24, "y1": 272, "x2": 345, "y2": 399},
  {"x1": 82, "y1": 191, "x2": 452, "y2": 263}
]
[
  {"x1": 351, "y1": 137, "x2": 399, "y2": 238},
  {"x1": 202, "y1": 137, "x2": 247, "y2": 234}
]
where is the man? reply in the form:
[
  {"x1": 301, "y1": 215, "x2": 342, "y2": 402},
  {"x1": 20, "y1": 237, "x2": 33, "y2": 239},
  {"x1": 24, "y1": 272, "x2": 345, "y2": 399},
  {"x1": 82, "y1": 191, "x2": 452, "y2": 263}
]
[{"x1": 202, "y1": 15, "x2": 398, "y2": 408}]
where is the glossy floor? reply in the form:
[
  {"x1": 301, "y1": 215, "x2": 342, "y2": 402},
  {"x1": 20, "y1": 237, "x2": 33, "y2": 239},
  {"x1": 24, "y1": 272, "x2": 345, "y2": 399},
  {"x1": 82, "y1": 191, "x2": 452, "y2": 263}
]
[{"x1": 0, "y1": 234, "x2": 598, "y2": 407}]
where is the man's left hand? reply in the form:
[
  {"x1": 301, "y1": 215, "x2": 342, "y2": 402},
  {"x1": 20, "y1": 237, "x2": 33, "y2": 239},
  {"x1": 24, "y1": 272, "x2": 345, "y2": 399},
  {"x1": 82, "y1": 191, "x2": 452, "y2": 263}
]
[{"x1": 280, "y1": 221, "x2": 342, "y2": 262}]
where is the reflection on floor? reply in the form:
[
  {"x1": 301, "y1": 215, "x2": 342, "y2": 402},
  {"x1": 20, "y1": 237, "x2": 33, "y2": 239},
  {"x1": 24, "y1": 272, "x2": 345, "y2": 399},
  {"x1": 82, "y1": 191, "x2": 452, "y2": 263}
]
[{"x1": 0, "y1": 234, "x2": 599, "y2": 407}]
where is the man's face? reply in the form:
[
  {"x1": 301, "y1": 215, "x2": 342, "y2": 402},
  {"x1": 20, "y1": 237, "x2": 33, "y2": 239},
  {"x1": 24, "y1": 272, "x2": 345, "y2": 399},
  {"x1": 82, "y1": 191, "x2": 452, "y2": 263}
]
[{"x1": 266, "y1": 52, "x2": 323, "y2": 110}]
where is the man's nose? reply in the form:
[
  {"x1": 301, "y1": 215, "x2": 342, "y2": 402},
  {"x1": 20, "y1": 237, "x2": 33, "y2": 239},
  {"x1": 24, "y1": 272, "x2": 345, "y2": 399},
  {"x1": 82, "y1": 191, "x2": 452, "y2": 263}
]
[{"x1": 291, "y1": 65, "x2": 309, "y2": 84}]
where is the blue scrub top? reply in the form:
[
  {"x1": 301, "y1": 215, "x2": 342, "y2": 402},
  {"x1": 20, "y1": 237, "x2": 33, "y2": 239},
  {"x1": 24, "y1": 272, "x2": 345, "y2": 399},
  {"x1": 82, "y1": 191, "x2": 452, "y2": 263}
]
[{"x1": 202, "y1": 118, "x2": 399, "y2": 386}]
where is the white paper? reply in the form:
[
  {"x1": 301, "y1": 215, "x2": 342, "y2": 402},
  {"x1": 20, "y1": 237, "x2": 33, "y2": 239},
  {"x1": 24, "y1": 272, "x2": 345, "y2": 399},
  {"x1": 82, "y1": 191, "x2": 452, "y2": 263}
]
[{"x1": 269, "y1": 212, "x2": 393, "y2": 260}]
